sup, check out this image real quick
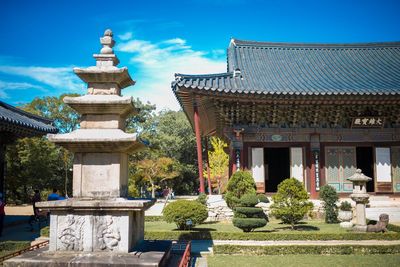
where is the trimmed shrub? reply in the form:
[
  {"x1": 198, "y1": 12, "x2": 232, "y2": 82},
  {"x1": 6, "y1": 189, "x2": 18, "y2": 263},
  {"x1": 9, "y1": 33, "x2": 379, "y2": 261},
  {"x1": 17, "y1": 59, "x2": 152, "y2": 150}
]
[
  {"x1": 232, "y1": 218, "x2": 268, "y2": 232},
  {"x1": 224, "y1": 170, "x2": 256, "y2": 208},
  {"x1": 257, "y1": 194, "x2": 269, "y2": 203},
  {"x1": 339, "y1": 201, "x2": 352, "y2": 211},
  {"x1": 163, "y1": 200, "x2": 208, "y2": 230},
  {"x1": 270, "y1": 178, "x2": 313, "y2": 229},
  {"x1": 145, "y1": 216, "x2": 164, "y2": 222},
  {"x1": 239, "y1": 193, "x2": 259, "y2": 207},
  {"x1": 213, "y1": 244, "x2": 400, "y2": 255},
  {"x1": 196, "y1": 193, "x2": 207, "y2": 206},
  {"x1": 235, "y1": 207, "x2": 268, "y2": 218},
  {"x1": 144, "y1": 231, "x2": 400, "y2": 241},
  {"x1": 233, "y1": 193, "x2": 267, "y2": 232},
  {"x1": 319, "y1": 185, "x2": 339, "y2": 223}
]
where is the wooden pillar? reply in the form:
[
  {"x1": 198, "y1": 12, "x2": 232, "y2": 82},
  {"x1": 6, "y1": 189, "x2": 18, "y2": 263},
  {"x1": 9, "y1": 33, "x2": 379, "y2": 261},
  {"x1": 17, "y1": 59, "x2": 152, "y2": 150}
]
[
  {"x1": 310, "y1": 150, "x2": 317, "y2": 199},
  {"x1": 193, "y1": 105, "x2": 205, "y2": 194},
  {"x1": 310, "y1": 134, "x2": 320, "y2": 199},
  {"x1": 205, "y1": 138, "x2": 212, "y2": 195}
]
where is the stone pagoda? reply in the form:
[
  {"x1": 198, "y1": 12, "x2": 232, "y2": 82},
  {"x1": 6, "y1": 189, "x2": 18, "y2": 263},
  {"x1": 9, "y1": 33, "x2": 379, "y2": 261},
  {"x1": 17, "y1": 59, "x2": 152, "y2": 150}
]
[{"x1": 37, "y1": 29, "x2": 154, "y2": 253}]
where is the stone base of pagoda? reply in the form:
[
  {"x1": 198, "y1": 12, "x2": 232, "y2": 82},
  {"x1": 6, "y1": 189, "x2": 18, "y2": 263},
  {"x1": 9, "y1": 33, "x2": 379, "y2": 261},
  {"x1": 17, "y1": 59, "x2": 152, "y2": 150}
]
[
  {"x1": 3, "y1": 243, "x2": 170, "y2": 267},
  {"x1": 36, "y1": 199, "x2": 155, "y2": 253}
]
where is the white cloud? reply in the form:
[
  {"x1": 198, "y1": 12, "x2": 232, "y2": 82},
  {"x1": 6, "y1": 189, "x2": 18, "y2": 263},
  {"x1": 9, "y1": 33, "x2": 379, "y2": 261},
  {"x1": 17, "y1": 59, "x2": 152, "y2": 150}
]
[
  {"x1": 117, "y1": 37, "x2": 226, "y2": 110},
  {"x1": 118, "y1": 32, "x2": 133, "y2": 41},
  {"x1": 0, "y1": 80, "x2": 46, "y2": 99},
  {"x1": 0, "y1": 66, "x2": 84, "y2": 94}
]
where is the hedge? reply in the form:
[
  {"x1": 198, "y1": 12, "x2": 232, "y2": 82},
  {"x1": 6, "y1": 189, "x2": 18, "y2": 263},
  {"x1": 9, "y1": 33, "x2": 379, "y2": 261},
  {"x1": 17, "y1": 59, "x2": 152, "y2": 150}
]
[
  {"x1": 213, "y1": 244, "x2": 400, "y2": 255},
  {"x1": 143, "y1": 231, "x2": 400, "y2": 241},
  {"x1": 145, "y1": 216, "x2": 164, "y2": 222}
]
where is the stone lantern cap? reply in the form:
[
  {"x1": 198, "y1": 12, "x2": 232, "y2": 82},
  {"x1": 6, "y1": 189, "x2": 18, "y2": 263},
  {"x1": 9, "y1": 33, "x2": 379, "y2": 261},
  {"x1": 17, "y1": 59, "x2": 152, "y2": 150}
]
[{"x1": 347, "y1": 169, "x2": 372, "y2": 183}]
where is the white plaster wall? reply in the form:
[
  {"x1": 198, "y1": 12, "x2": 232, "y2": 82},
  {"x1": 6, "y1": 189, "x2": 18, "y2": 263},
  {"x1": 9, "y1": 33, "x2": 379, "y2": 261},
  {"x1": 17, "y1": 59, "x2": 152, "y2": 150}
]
[
  {"x1": 252, "y1": 148, "x2": 264, "y2": 183},
  {"x1": 375, "y1": 147, "x2": 392, "y2": 182},
  {"x1": 290, "y1": 147, "x2": 304, "y2": 183}
]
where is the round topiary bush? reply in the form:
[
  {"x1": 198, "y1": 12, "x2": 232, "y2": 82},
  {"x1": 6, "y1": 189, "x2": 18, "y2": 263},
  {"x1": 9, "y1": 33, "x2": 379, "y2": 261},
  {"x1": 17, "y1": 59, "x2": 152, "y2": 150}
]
[
  {"x1": 224, "y1": 170, "x2": 256, "y2": 208},
  {"x1": 233, "y1": 193, "x2": 268, "y2": 232},
  {"x1": 163, "y1": 200, "x2": 208, "y2": 230},
  {"x1": 319, "y1": 185, "x2": 339, "y2": 223},
  {"x1": 256, "y1": 194, "x2": 269, "y2": 203}
]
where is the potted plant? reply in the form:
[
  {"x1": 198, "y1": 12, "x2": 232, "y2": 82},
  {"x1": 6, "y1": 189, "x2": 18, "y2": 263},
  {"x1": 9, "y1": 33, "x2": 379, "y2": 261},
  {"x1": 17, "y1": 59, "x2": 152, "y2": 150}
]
[{"x1": 338, "y1": 201, "x2": 353, "y2": 228}]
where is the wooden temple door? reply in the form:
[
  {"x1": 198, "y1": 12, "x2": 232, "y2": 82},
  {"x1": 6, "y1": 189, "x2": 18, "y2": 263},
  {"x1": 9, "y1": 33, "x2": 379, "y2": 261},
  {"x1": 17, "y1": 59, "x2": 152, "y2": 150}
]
[{"x1": 325, "y1": 147, "x2": 356, "y2": 192}]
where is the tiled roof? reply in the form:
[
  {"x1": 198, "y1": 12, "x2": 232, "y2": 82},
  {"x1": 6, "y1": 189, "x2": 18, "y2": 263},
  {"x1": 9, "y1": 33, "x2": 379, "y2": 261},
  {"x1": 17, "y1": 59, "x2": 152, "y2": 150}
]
[
  {"x1": 0, "y1": 101, "x2": 58, "y2": 135},
  {"x1": 173, "y1": 39, "x2": 400, "y2": 95}
]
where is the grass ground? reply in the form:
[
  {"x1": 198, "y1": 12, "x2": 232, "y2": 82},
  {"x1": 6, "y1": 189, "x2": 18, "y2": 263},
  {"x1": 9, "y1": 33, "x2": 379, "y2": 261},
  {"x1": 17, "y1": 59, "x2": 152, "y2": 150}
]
[
  {"x1": 145, "y1": 220, "x2": 349, "y2": 233},
  {"x1": 207, "y1": 254, "x2": 400, "y2": 267}
]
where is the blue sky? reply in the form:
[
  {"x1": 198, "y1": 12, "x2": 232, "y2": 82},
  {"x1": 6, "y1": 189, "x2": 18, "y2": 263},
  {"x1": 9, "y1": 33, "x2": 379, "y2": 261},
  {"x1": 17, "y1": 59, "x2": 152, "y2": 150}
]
[{"x1": 1, "y1": 0, "x2": 399, "y2": 110}]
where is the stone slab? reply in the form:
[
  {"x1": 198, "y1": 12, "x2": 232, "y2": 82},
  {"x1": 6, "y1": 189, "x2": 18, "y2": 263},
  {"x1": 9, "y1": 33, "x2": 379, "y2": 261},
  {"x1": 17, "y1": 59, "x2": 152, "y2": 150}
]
[
  {"x1": 4, "y1": 242, "x2": 171, "y2": 267},
  {"x1": 36, "y1": 199, "x2": 155, "y2": 211}
]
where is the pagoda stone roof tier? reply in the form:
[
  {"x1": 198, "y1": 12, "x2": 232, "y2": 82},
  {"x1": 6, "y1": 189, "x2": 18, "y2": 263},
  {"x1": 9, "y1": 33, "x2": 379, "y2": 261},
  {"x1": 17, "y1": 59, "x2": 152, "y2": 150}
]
[
  {"x1": 64, "y1": 95, "x2": 137, "y2": 116},
  {"x1": 74, "y1": 67, "x2": 135, "y2": 89},
  {"x1": 173, "y1": 39, "x2": 400, "y2": 96},
  {"x1": 48, "y1": 129, "x2": 144, "y2": 152},
  {"x1": 0, "y1": 101, "x2": 58, "y2": 139}
]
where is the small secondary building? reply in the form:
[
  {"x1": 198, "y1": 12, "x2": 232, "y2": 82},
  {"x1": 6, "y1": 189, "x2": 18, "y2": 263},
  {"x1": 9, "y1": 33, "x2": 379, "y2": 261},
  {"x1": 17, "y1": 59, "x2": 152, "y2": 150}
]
[{"x1": 172, "y1": 39, "x2": 400, "y2": 198}]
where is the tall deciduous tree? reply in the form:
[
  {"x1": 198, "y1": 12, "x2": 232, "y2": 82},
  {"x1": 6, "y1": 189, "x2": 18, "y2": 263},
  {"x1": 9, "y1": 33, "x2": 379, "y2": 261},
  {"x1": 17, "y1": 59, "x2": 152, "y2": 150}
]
[
  {"x1": 135, "y1": 157, "x2": 179, "y2": 198},
  {"x1": 206, "y1": 137, "x2": 229, "y2": 194}
]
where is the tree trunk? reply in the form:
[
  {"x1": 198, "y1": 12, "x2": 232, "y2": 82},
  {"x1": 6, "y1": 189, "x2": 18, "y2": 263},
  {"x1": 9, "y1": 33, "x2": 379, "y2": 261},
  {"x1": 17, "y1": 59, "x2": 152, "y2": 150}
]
[{"x1": 151, "y1": 181, "x2": 155, "y2": 198}]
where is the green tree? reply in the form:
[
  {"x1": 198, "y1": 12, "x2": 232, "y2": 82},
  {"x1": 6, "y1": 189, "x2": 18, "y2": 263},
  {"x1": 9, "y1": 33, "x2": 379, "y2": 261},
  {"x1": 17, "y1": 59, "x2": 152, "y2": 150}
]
[
  {"x1": 206, "y1": 137, "x2": 229, "y2": 194},
  {"x1": 6, "y1": 137, "x2": 66, "y2": 203},
  {"x1": 21, "y1": 94, "x2": 80, "y2": 133},
  {"x1": 135, "y1": 157, "x2": 180, "y2": 198},
  {"x1": 270, "y1": 178, "x2": 313, "y2": 230},
  {"x1": 129, "y1": 110, "x2": 198, "y2": 195},
  {"x1": 319, "y1": 185, "x2": 339, "y2": 223}
]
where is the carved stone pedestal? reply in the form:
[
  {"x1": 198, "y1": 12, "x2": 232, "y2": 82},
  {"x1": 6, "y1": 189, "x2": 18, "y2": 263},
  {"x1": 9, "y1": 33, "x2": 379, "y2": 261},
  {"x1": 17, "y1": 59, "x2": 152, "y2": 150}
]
[{"x1": 38, "y1": 199, "x2": 154, "y2": 253}]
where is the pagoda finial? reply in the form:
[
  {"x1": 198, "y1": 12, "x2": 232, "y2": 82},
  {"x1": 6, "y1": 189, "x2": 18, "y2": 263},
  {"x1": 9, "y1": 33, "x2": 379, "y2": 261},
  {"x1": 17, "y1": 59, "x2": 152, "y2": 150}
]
[{"x1": 100, "y1": 29, "x2": 115, "y2": 54}]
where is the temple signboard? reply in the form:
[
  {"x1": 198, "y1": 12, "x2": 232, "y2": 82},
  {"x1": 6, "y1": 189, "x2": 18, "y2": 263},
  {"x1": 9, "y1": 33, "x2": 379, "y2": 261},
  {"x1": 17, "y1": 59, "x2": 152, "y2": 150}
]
[{"x1": 351, "y1": 117, "x2": 384, "y2": 128}]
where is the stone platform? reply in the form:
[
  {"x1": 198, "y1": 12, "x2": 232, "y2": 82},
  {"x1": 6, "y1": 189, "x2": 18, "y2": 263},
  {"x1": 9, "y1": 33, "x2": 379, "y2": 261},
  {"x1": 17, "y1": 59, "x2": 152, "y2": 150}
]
[{"x1": 4, "y1": 241, "x2": 172, "y2": 267}]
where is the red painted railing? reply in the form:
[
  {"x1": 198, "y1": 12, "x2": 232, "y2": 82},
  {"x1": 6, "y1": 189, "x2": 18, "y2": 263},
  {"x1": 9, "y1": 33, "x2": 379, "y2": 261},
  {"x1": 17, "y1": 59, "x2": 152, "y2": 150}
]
[
  {"x1": 0, "y1": 240, "x2": 49, "y2": 263},
  {"x1": 178, "y1": 241, "x2": 191, "y2": 267}
]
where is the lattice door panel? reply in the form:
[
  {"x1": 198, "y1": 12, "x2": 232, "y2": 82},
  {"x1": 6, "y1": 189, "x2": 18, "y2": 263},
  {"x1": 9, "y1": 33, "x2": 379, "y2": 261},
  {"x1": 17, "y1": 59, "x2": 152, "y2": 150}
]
[
  {"x1": 325, "y1": 147, "x2": 356, "y2": 192},
  {"x1": 392, "y1": 147, "x2": 400, "y2": 192}
]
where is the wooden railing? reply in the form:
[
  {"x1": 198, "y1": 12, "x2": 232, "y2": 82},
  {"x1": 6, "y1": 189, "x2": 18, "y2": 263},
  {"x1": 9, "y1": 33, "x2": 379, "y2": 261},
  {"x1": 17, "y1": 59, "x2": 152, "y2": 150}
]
[
  {"x1": 0, "y1": 240, "x2": 49, "y2": 263},
  {"x1": 178, "y1": 241, "x2": 191, "y2": 267}
]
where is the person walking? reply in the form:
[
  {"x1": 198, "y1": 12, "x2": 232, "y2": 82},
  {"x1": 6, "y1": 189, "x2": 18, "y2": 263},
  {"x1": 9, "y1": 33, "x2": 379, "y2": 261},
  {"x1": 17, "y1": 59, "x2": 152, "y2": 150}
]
[
  {"x1": 0, "y1": 192, "x2": 5, "y2": 237},
  {"x1": 31, "y1": 190, "x2": 41, "y2": 216}
]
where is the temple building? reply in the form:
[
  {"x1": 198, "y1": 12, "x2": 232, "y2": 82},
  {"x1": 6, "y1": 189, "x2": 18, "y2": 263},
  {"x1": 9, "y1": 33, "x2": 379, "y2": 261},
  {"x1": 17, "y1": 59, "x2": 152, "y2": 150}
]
[{"x1": 172, "y1": 39, "x2": 400, "y2": 198}]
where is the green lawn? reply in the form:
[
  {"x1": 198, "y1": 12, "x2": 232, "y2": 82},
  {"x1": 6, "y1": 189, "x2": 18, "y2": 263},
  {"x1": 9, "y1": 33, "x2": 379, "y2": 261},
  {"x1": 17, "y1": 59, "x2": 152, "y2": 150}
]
[
  {"x1": 145, "y1": 220, "x2": 348, "y2": 233},
  {"x1": 207, "y1": 254, "x2": 400, "y2": 267}
]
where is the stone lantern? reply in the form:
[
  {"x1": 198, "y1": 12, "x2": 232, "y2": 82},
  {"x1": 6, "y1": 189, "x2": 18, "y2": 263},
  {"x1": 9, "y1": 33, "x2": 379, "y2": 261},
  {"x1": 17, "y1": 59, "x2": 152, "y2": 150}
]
[{"x1": 347, "y1": 169, "x2": 372, "y2": 231}]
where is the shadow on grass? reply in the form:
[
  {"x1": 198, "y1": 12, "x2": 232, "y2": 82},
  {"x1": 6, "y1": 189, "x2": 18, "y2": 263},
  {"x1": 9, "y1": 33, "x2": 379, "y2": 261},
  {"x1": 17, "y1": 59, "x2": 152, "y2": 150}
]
[
  {"x1": 274, "y1": 225, "x2": 320, "y2": 231},
  {"x1": 172, "y1": 228, "x2": 216, "y2": 232}
]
